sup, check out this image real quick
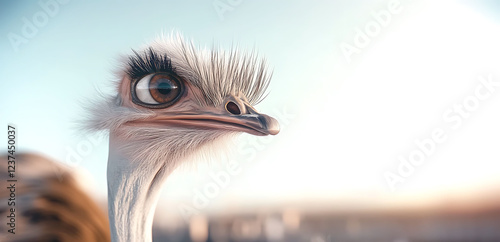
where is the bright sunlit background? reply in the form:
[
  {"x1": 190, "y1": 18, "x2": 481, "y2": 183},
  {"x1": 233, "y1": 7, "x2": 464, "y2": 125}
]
[{"x1": 2, "y1": 0, "x2": 500, "y2": 223}]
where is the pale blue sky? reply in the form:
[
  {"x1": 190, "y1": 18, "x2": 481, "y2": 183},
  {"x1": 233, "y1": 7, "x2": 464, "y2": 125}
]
[
  {"x1": 0, "y1": 0, "x2": 365, "y2": 196},
  {"x1": 2, "y1": 1, "x2": 500, "y2": 218}
]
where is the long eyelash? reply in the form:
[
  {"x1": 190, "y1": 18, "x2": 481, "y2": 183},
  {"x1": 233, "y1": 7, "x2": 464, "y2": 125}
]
[{"x1": 126, "y1": 47, "x2": 175, "y2": 80}]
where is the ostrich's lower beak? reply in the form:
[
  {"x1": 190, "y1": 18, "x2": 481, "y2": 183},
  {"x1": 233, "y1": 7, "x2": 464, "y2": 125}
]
[
  {"x1": 148, "y1": 112, "x2": 279, "y2": 136},
  {"x1": 130, "y1": 96, "x2": 280, "y2": 136}
]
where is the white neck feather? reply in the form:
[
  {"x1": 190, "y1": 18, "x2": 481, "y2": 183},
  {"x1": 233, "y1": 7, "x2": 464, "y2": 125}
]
[
  {"x1": 107, "y1": 136, "x2": 171, "y2": 242},
  {"x1": 105, "y1": 126, "x2": 228, "y2": 241}
]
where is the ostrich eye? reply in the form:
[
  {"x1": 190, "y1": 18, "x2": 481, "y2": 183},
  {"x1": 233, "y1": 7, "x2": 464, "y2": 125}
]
[{"x1": 133, "y1": 73, "x2": 183, "y2": 107}]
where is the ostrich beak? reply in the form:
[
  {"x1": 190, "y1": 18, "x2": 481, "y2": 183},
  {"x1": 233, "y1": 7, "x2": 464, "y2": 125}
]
[{"x1": 135, "y1": 95, "x2": 280, "y2": 136}]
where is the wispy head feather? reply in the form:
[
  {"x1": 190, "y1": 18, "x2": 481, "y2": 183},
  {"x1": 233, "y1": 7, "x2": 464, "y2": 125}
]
[{"x1": 135, "y1": 34, "x2": 272, "y2": 106}]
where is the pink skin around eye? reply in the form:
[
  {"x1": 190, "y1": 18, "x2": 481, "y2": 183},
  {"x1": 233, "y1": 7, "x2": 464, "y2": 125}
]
[{"x1": 119, "y1": 75, "x2": 219, "y2": 114}]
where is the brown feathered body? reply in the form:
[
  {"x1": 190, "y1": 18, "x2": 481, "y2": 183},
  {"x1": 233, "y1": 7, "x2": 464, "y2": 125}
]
[{"x1": 0, "y1": 153, "x2": 110, "y2": 242}]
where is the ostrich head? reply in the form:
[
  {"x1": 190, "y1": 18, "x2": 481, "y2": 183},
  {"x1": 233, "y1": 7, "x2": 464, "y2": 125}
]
[{"x1": 86, "y1": 34, "x2": 279, "y2": 241}]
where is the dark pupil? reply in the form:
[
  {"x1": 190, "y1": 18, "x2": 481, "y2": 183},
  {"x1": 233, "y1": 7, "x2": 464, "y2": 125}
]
[{"x1": 156, "y1": 80, "x2": 173, "y2": 95}]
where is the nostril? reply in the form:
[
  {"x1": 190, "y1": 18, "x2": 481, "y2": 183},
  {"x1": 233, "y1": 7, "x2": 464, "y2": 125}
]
[{"x1": 225, "y1": 101, "x2": 241, "y2": 115}]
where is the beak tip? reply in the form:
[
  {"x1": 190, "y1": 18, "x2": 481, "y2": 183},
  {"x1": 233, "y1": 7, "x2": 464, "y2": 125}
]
[
  {"x1": 264, "y1": 115, "x2": 280, "y2": 135},
  {"x1": 269, "y1": 128, "x2": 280, "y2": 135}
]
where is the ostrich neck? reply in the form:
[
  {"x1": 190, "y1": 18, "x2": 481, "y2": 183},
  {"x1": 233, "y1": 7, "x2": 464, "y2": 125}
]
[{"x1": 107, "y1": 137, "x2": 171, "y2": 242}]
